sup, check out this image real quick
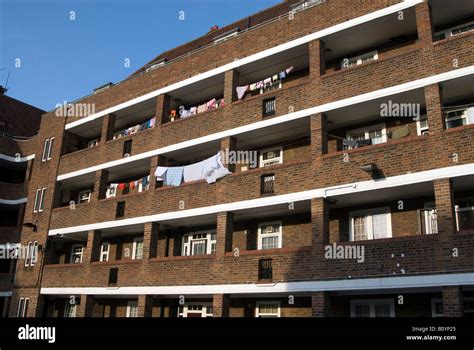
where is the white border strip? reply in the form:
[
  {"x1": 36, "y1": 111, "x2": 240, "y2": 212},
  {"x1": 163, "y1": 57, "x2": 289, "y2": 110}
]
[
  {"x1": 40, "y1": 272, "x2": 474, "y2": 296},
  {"x1": 0, "y1": 198, "x2": 27, "y2": 205},
  {"x1": 0, "y1": 154, "x2": 34, "y2": 163},
  {"x1": 65, "y1": 0, "x2": 424, "y2": 131},
  {"x1": 49, "y1": 163, "x2": 474, "y2": 236},
  {"x1": 0, "y1": 291, "x2": 12, "y2": 297},
  {"x1": 58, "y1": 65, "x2": 474, "y2": 182}
]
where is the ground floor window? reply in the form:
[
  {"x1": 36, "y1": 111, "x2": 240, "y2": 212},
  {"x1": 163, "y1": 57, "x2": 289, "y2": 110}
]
[
  {"x1": 178, "y1": 303, "x2": 213, "y2": 318},
  {"x1": 64, "y1": 301, "x2": 77, "y2": 317},
  {"x1": 349, "y1": 208, "x2": 392, "y2": 241},
  {"x1": 255, "y1": 301, "x2": 281, "y2": 318},
  {"x1": 126, "y1": 301, "x2": 138, "y2": 317},
  {"x1": 350, "y1": 299, "x2": 395, "y2": 318},
  {"x1": 182, "y1": 231, "x2": 216, "y2": 256}
]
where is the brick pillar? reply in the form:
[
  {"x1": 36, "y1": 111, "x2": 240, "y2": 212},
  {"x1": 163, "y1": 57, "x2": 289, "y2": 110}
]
[
  {"x1": 220, "y1": 136, "x2": 237, "y2": 172},
  {"x1": 415, "y1": 1, "x2": 434, "y2": 46},
  {"x1": 213, "y1": 294, "x2": 230, "y2": 317},
  {"x1": 309, "y1": 39, "x2": 326, "y2": 79},
  {"x1": 311, "y1": 197, "x2": 329, "y2": 245},
  {"x1": 143, "y1": 222, "x2": 159, "y2": 259},
  {"x1": 138, "y1": 295, "x2": 154, "y2": 317},
  {"x1": 311, "y1": 292, "x2": 331, "y2": 317},
  {"x1": 310, "y1": 113, "x2": 327, "y2": 159},
  {"x1": 442, "y1": 286, "x2": 464, "y2": 317},
  {"x1": 156, "y1": 94, "x2": 171, "y2": 124},
  {"x1": 92, "y1": 169, "x2": 109, "y2": 202},
  {"x1": 34, "y1": 295, "x2": 46, "y2": 317},
  {"x1": 216, "y1": 212, "x2": 233, "y2": 255},
  {"x1": 434, "y1": 178, "x2": 456, "y2": 234},
  {"x1": 224, "y1": 69, "x2": 240, "y2": 104},
  {"x1": 101, "y1": 114, "x2": 116, "y2": 142},
  {"x1": 84, "y1": 230, "x2": 101, "y2": 263},
  {"x1": 425, "y1": 83, "x2": 445, "y2": 134},
  {"x1": 149, "y1": 155, "x2": 160, "y2": 190},
  {"x1": 1, "y1": 297, "x2": 9, "y2": 317},
  {"x1": 76, "y1": 295, "x2": 94, "y2": 317}
]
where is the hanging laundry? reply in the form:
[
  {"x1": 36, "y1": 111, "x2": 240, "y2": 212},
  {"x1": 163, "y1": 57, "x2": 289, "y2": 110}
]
[
  {"x1": 197, "y1": 103, "x2": 207, "y2": 114},
  {"x1": 256, "y1": 81, "x2": 264, "y2": 89},
  {"x1": 183, "y1": 152, "x2": 231, "y2": 184},
  {"x1": 165, "y1": 167, "x2": 184, "y2": 187},
  {"x1": 236, "y1": 85, "x2": 249, "y2": 100},
  {"x1": 249, "y1": 83, "x2": 257, "y2": 91},
  {"x1": 190, "y1": 107, "x2": 198, "y2": 115},
  {"x1": 180, "y1": 108, "x2": 190, "y2": 118},
  {"x1": 263, "y1": 77, "x2": 272, "y2": 87},
  {"x1": 206, "y1": 98, "x2": 217, "y2": 110},
  {"x1": 155, "y1": 166, "x2": 168, "y2": 181},
  {"x1": 279, "y1": 71, "x2": 287, "y2": 80},
  {"x1": 343, "y1": 139, "x2": 359, "y2": 149},
  {"x1": 129, "y1": 181, "x2": 135, "y2": 190},
  {"x1": 468, "y1": 107, "x2": 474, "y2": 125},
  {"x1": 286, "y1": 66, "x2": 295, "y2": 74},
  {"x1": 272, "y1": 74, "x2": 279, "y2": 81},
  {"x1": 118, "y1": 183, "x2": 126, "y2": 191}
]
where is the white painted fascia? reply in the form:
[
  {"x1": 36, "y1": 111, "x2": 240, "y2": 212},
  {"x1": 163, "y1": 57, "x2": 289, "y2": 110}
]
[
  {"x1": 0, "y1": 154, "x2": 35, "y2": 163},
  {"x1": 40, "y1": 272, "x2": 474, "y2": 296},
  {"x1": 0, "y1": 291, "x2": 12, "y2": 297},
  {"x1": 57, "y1": 66, "x2": 474, "y2": 182},
  {"x1": 65, "y1": 0, "x2": 424, "y2": 131},
  {"x1": 0, "y1": 198, "x2": 27, "y2": 205},
  {"x1": 49, "y1": 163, "x2": 474, "y2": 236}
]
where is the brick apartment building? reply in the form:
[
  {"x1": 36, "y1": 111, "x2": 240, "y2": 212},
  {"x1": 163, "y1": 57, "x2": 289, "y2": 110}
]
[
  {"x1": 7, "y1": 0, "x2": 474, "y2": 318},
  {"x1": 0, "y1": 87, "x2": 44, "y2": 317}
]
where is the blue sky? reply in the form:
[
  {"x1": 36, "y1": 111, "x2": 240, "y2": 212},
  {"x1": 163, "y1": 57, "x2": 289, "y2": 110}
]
[{"x1": 0, "y1": 0, "x2": 280, "y2": 111}]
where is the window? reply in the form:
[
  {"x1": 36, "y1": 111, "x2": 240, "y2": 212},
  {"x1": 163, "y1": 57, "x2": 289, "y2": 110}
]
[
  {"x1": 342, "y1": 51, "x2": 379, "y2": 69},
  {"x1": 41, "y1": 137, "x2": 54, "y2": 161},
  {"x1": 123, "y1": 140, "x2": 132, "y2": 157},
  {"x1": 182, "y1": 231, "x2": 216, "y2": 256},
  {"x1": 33, "y1": 188, "x2": 46, "y2": 213},
  {"x1": 64, "y1": 301, "x2": 77, "y2": 317},
  {"x1": 78, "y1": 190, "x2": 91, "y2": 204},
  {"x1": 126, "y1": 301, "x2": 138, "y2": 318},
  {"x1": 455, "y1": 198, "x2": 474, "y2": 232},
  {"x1": 346, "y1": 123, "x2": 387, "y2": 148},
  {"x1": 132, "y1": 237, "x2": 144, "y2": 260},
  {"x1": 87, "y1": 139, "x2": 99, "y2": 148},
  {"x1": 258, "y1": 258, "x2": 273, "y2": 280},
  {"x1": 259, "y1": 147, "x2": 283, "y2": 167},
  {"x1": 261, "y1": 174, "x2": 275, "y2": 194},
  {"x1": 262, "y1": 98, "x2": 276, "y2": 118},
  {"x1": 25, "y1": 241, "x2": 38, "y2": 267},
  {"x1": 258, "y1": 221, "x2": 282, "y2": 250},
  {"x1": 431, "y1": 298, "x2": 443, "y2": 317},
  {"x1": 100, "y1": 242, "x2": 110, "y2": 262},
  {"x1": 70, "y1": 244, "x2": 84, "y2": 264},
  {"x1": 349, "y1": 208, "x2": 392, "y2": 241},
  {"x1": 178, "y1": 303, "x2": 213, "y2": 318},
  {"x1": 108, "y1": 267, "x2": 118, "y2": 285},
  {"x1": 116, "y1": 201, "x2": 125, "y2": 218},
  {"x1": 17, "y1": 298, "x2": 29, "y2": 317},
  {"x1": 351, "y1": 300, "x2": 395, "y2": 317},
  {"x1": 464, "y1": 297, "x2": 474, "y2": 315},
  {"x1": 446, "y1": 107, "x2": 474, "y2": 129},
  {"x1": 255, "y1": 301, "x2": 280, "y2": 318},
  {"x1": 421, "y1": 202, "x2": 438, "y2": 235},
  {"x1": 416, "y1": 115, "x2": 429, "y2": 135},
  {"x1": 451, "y1": 22, "x2": 474, "y2": 36}
]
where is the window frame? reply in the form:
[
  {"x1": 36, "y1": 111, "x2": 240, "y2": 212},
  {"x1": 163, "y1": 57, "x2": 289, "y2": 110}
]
[
  {"x1": 17, "y1": 297, "x2": 29, "y2": 317},
  {"x1": 78, "y1": 189, "x2": 92, "y2": 204},
  {"x1": 64, "y1": 301, "x2": 77, "y2": 317},
  {"x1": 445, "y1": 108, "x2": 469, "y2": 129},
  {"x1": 41, "y1": 138, "x2": 50, "y2": 162},
  {"x1": 178, "y1": 303, "x2": 213, "y2": 318},
  {"x1": 346, "y1": 123, "x2": 387, "y2": 147},
  {"x1": 132, "y1": 237, "x2": 144, "y2": 260},
  {"x1": 24, "y1": 241, "x2": 38, "y2": 267},
  {"x1": 257, "y1": 221, "x2": 283, "y2": 250},
  {"x1": 431, "y1": 298, "x2": 444, "y2": 317},
  {"x1": 126, "y1": 301, "x2": 138, "y2": 318},
  {"x1": 100, "y1": 241, "x2": 110, "y2": 262},
  {"x1": 349, "y1": 207, "x2": 392, "y2": 242},
  {"x1": 350, "y1": 299, "x2": 395, "y2": 318},
  {"x1": 70, "y1": 244, "x2": 84, "y2": 264},
  {"x1": 416, "y1": 115, "x2": 429, "y2": 135},
  {"x1": 255, "y1": 301, "x2": 281, "y2": 318},
  {"x1": 342, "y1": 50, "x2": 379, "y2": 69},
  {"x1": 181, "y1": 231, "x2": 216, "y2": 257},
  {"x1": 259, "y1": 147, "x2": 283, "y2": 168}
]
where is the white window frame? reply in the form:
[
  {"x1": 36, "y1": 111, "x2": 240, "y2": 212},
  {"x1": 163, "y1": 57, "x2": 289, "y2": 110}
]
[
  {"x1": 100, "y1": 241, "x2": 110, "y2": 262},
  {"x1": 257, "y1": 221, "x2": 283, "y2": 250},
  {"x1": 78, "y1": 189, "x2": 92, "y2": 204},
  {"x1": 17, "y1": 298, "x2": 29, "y2": 317},
  {"x1": 255, "y1": 301, "x2": 281, "y2": 318},
  {"x1": 132, "y1": 237, "x2": 144, "y2": 260},
  {"x1": 422, "y1": 202, "x2": 438, "y2": 235},
  {"x1": 416, "y1": 115, "x2": 429, "y2": 135},
  {"x1": 259, "y1": 147, "x2": 283, "y2": 168},
  {"x1": 106, "y1": 185, "x2": 117, "y2": 199},
  {"x1": 455, "y1": 198, "x2": 474, "y2": 232},
  {"x1": 445, "y1": 108, "x2": 469, "y2": 129},
  {"x1": 126, "y1": 301, "x2": 138, "y2": 318},
  {"x1": 342, "y1": 50, "x2": 379, "y2": 69},
  {"x1": 41, "y1": 138, "x2": 50, "y2": 162},
  {"x1": 349, "y1": 207, "x2": 392, "y2": 241},
  {"x1": 47, "y1": 137, "x2": 54, "y2": 160},
  {"x1": 181, "y1": 231, "x2": 216, "y2": 256},
  {"x1": 346, "y1": 123, "x2": 387, "y2": 147},
  {"x1": 178, "y1": 303, "x2": 213, "y2": 318},
  {"x1": 33, "y1": 188, "x2": 46, "y2": 213},
  {"x1": 435, "y1": 21, "x2": 474, "y2": 40},
  {"x1": 24, "y1": 241, "x2": 38, "y2": 267},
  {"x1": 350, "y1": 299, "x2": 395, "y2": 317},
  {"x1": 64, "y1": 301, "x2": 77, "y2": 317},
  {"x1": 87, "y1": 139, "x2": 99, "y2": 148},
  {"x1": 70, "y1": 244, "x2": 84, "y2": 264}
]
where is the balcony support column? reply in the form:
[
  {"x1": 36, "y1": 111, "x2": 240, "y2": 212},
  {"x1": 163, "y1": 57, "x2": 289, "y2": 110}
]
[
  {"x1": 309, "y1": 39, "x2": 326, "y2": 79},
  {"x1": 156, "y1": 94, "x2": 171, "y2": 124},
  {"x1": 442, "y1": 286, "x2": 464, "y2": 317},
  {"x1": 311, "y1": 197, "x2": 329, "y2": 245},
  {"x1": 138, "y1": 295, "x2": 154, "y2": 317},
  {"x1": 84, "y1": 230, "x2": 102, "y2": 263},
  {"x1": 216, "y1": 212, "x2": 233, "y2": 255},
  {"x1": 92, "y1": 169, "x2": 109, "y2": 202},
  {"x1": 424, "y1": 83, "x2": 445, "y2": 134},
  {"x1": 143, "y1": 222, "x2": 159, "y2": 259},
  {"x1": 220, "y1": 136, "x2": 237, "y2": 173},
  {"x1": 434, "y1": 178, "x2": 456, "y2": 235},
  {"x1": 76, "y1": 295, "x2": 94, "y2": 317},
  {"x1": 101, "y1": 114, "x2": 116, "y2": 142},
  {"x1": 224, "y1": 69, "x2": 240, "y2": 104},
  {"x1": 311, "y1": 291, "x2": 331, "y2": 317},
  {"x1": 213, "y1": 294, "x2": 230, "y2": 317},
  {"x1": 310, "y1": 113, "x2": 327, "y2": 159},
  {"x1": 415, "y1": 1, "x2": 434, "y2": 46}
]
